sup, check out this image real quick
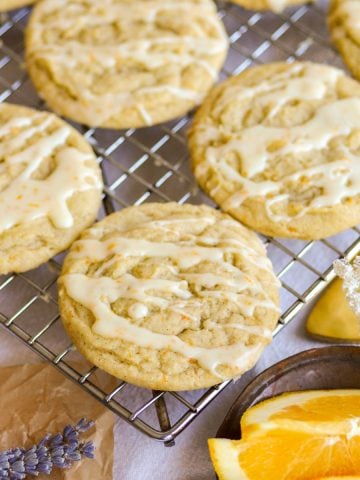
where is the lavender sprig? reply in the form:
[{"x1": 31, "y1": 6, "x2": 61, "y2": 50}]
[{"x1": 0, "y1": 419, "x2": 95, "y2": 479}]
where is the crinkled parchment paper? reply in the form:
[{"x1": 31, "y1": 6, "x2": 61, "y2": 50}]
[{"x1": 0, "y1": 363, "x2": 114, "y2": 479}]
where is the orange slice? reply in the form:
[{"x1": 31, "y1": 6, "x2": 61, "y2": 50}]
[
  {"x1": 241, "y1": 390, "x2": 360, "y2": 436},
  {"x1": 209, "y1": 426, "x2": 360, "y2": 480}
]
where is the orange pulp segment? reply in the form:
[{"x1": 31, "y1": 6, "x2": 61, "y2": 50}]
[
  {"x1": 241, "y1": 389, "x2": 360, "y2": 436},
  {"x1": 209, "y1": 426, "x2": 360, "y2": 480}
]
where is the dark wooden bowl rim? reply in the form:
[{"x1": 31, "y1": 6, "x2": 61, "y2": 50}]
[{"x1": 216, "y1": 346, "x2": 360, "y2": 440}]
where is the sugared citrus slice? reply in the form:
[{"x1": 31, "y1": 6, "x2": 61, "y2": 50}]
[
  {"x1": 306, "y1": 278, "x2": 360, "y2": 341},
  {"x1": 241, "y1": 390, "x2": 360, "y2": 436},
  {"x1": 209, "y1": 426, "x2": 360, "y2": 480}
]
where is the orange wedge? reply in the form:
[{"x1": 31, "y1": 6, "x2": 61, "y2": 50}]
[
  {"x1": 209, "y1": 426, "x2": 360, "y2": 480},
  {"x1": 241, "y1": 390, "x2": 360, "y2": 436}
]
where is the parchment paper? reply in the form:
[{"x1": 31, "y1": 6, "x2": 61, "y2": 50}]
[{"x1": 0, "y1": 363, "x2": 114, "y2": 479}]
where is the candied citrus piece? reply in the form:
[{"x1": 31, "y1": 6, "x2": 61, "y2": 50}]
[
  {"x1": 209, "y1": 426, "x2": 360, "y2": 480},
  {"x1": 241, "y1": 389, "x2": 360, "y2": 436},
  {"x1": 306, "y1": 278, "x2": 360, "y2": 341}
]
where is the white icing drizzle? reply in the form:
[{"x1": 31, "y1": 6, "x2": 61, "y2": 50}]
[
  {"x1": 195, "y1": 65, "x2": 360, "y2": 221},
  {"x1": 78, "y1": 237, "x2": 226, "y2": 269},
  {"x1": 62, "y1": 214, "x2": 279, "y2": 378},
  {"x1": 128, "y1": 303, "x2": 149, "y2": 320},
  {"x1": 125, "y1": 213, "x2": 278, "y2": 276},
  {"x1": 181, "y1": 272, "x2": 246, "y2": 289},
  {"x1": 141, "y1": 215, "x2": 218, "y2": 237},
  {"x1": 0, "y1": 116, "x2": 53, "y2": 162},
  {"x1": 267, "y1": 0, "x2": 290, "y2": 11},
  {"x1": 97, "y1": 273, "x2": 191, "y2": 308},
  {"x1": 29, "y1": 0, "x2": 228, "y2": 125},
  {"x1": 63, "y1": 273, "x2": 268, "y2": 378},
  {"x1": 213, "y1": 64, "x2": 340, "y2": 129},
  {"x1": 0, "y1": 117, "x2": 33, "y2": 137},
  {"x1": 267, "y1": 0, "x2": 315, "y2": 12},
  {"x1": 336, "y1": 0, "x2": 360, "y2": 31},
  {"x1": 74, "y1": 234, "x2": 274, "y2": 274},
  {"x1": 0, "y1": 112, "x2": 102, "y2": 231}
]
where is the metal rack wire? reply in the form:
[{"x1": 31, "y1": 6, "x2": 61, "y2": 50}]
[{"x1": 0, "y1": 0, "x2": 359, "y2": 446}]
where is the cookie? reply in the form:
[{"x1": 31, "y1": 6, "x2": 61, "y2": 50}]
[
  {"x1": 229, "y1": 0, "x2": 313, "y2": 12},
  {"x1": 328, "y1": 0, "x2": 360, "y2": 81},
  {"x1": 25, "y1": 0, "x2": 228, "y2": 129},
  {"x1": 189, "y1": 62, "x2": 360, "y2": 240},
  {"x1": 0, "y1": 103, "x2": 103, "y2": 274},
  {"x1": 58, "y1": 203, "x2": 280, "y2": 391},
  {"x1": 0, "y1": 0, "x2": 34, "y2": 11}
]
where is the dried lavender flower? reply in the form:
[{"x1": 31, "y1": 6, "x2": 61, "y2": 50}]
[
  {"x1": 0, "y1": 419, "x2": 95, "y2": 479},
  {"x1": 334, "y1": 257, "x2": 360, "y2": 318}
]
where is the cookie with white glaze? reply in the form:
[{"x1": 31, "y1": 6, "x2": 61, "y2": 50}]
[
  {"x1": 0, "y1": 0, "x2": 34, "y2": 12},
  {"x1": 0, "y1": 103, "x2": 103, "y2": 274},
  {"x1": 328, "y1": 0, "x2": 360, "y2": 81},
  {"x1": 58, "y1": 203, "x2": 280, "y2": 391},
  {"x1": 229, "y1": 0, "x2": 313, "y2": 12},
  {"x1": 189, "y1": 62, "x2": 360, "y2": 240},
  {"x1": 25, "y1": 0, "x2": 228, "y2": 129}
]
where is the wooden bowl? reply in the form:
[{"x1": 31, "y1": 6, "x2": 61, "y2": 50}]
[{"x1": 217, "y1": 346, "x2": 360, "y2": 440}]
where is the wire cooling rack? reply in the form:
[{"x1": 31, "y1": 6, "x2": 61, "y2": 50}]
[{"x1": 0, "y1": 0, "x2": 359, "y2": 446}]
